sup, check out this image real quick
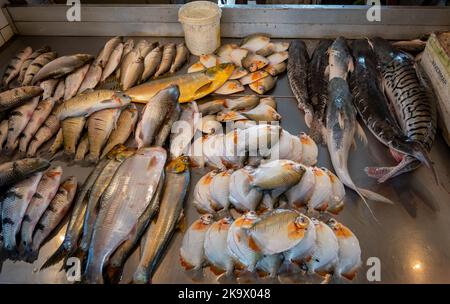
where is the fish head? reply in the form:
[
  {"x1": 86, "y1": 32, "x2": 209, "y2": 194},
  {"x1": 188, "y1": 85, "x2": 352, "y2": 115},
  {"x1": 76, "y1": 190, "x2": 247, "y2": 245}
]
[
  {"x1": 167, "y1": 156, "x2": 190, "y2": 173},
  {"x1": 112, "y1": 92, "x2": 132, "y2": 106},
  {"x1": 200, "y1": 214, "x2": 214, "y2": 225},
  {"x1": 367, "y1": 37, "x2": 396, "y2": 65},
  {"x1": 165, "y1": 84, "x2": 181, "y2": 102}
]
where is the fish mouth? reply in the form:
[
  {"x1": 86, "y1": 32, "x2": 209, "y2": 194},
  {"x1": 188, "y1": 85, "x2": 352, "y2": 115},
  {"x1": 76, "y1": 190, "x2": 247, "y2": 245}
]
[{"x1": 410, "y1": 142, "x2": 439, "y2": 185}]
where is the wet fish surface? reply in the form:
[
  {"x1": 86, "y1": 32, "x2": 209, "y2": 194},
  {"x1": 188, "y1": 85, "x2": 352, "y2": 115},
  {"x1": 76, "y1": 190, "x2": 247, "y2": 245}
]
[{"x1": 32, "y1": 54, "x2": 94, "y2": 84}]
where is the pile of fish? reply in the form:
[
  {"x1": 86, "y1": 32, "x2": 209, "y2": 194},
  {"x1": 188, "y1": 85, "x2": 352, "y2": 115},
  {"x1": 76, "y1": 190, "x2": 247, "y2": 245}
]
[
  {"x1": 288, "y1": 36, "x2": 437, "y2": 184},
  {"x1": 187, "y1": 34, "x2": 289, "y2": 95},
  {"x1": 180, "y1": 211, "x2": 361, "y2": 282},
  {"x1": 39, "y1": 147, "x2": 190, "y2": 285},
  {"x1": 193, "y1": 159, "x2": 345, "y2": 215},
  {"x1": 0, "y1": 160, "x2": 78, "y2": 266}
]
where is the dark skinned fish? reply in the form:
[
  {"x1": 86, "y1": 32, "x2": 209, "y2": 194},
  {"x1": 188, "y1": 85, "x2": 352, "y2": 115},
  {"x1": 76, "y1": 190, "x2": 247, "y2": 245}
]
[
  {"x1": 0, "y1": 158, "x2": 50, "y2": 189},
  {"x1": 23, "y1": 52, "x2": 57, "y2": 86},
  {"x1": 287, "y1": 40, "x2": 313, "y2": 127},
  {"x1": 31, "y1": 54, "x2": 94, "y2": 85},
  {"x1": 133, "y1": 156, "x2": 190, "y2": 284},
  {"x1": 2, "y1": 46, "x2": 32, "y2": 88},
  {"x1": 0, "y1": 86, "x2": 43, "y2": 113},
  {"x1": 18, "y1": 46, "x2": 51, "y2": 84}
]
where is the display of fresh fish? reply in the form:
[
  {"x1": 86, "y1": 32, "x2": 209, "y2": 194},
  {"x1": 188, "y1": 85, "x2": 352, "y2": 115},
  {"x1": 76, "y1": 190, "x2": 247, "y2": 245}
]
[
  {"x1": 323, "y1": 168, "x2": 345, "y2": 214},
  {"x1": 308, "y1": 39, "x2": 332, "y2": 143},
  {"x1": 101, "y1": 104, "x2": 138, "y2": 158},
  {"x1": 170, "y1": 43, "x2": 189, "y2": 74},
  {"x1": 230, "y1": 48, "x2": 249, "y2": 67},
  {"x1": 78, "y1": 64, "x2": 102, "y2": 94},
  {"x1": 87, "y1": 108, "x2": 121, "y2": 162},
  {"x1": 18, "y1": 97, "x2": 57, "y2": 154},
  {"x1": 154, "y1": 43, "x2": 176, "y2": 78},
  {"x1": 391, "y1": 39, "x2": 426, "y2": 53},
  {"x1": 48, "y1": 128, "x2": 63, "y2": 156},
  {"x1": 23, "y1": 52, "x2": 57, "y2": 86},
  {"x1": 200, "y1": 54, "x2": 220, "y2": 68},
  {"x1": 1, "y1": 172, "x2": 43, "y2": 257},
  {"x1": 256, "y1": 41, "x2": 289, "y2": 57},
  {"x1": 264, "y1": 62, "x2": 287, "y2": 77},
  {"x1": 5, "y1": 96, "x2": 39, "y2": 153},
  {"x1": 198, "y1": 115, "x2": 221, "y2": 134},
  {"x1": 120, "y1": 48, "x2": 144, "y2": 90},
  {"x1": 20, "y1": 166, "x2": 63, "y2": 256},
  {"x1": 203, "y1": 217, "x2": 234, "y2": 277},
  {"x1": 84, "y1": 147, "x2": 166, "y2": 283},
  {"x1": 249, "y1": 75, "x2": 276, "y2": 95},
  {"x1": 56, "y1": 90, "x2": 130, "y2": 120},
  {"x1": 141, "y1": 46, "x2": 163, "y2": 82},
  {"x1": 74, "y1": 133, "x2": 89, "y2": 162},
  {"x1": 267, "y1": 51, "x2": 288, "y2": 66},
  {"x1": 193, "y1": 171, "x2": 218, "y2": 214},
  {"x1": 101, "y1": 42, "x2": 123, "y2": 82},
  {"x1": 64, "y1": 64, "x2": 90, "y2": 100},
  {"x1": 215, "y1": 80, "x2": 244, "y2": 95},
  {"x1": 229, "y1": 66, "x2": 248, "y2": 80},
  {"x1": 216, "y1": 110, "x2": 247, "y2": 122},
  {"x1": 239, "y1": 70, "x2": 269, "y2": 85},
  {"x1": 94, "y1": 36, "x2": 123, "y2": 68},
  {"x1": 242, "y1": 53, "x2": 269, "y2": 72},
  {"x1": 40, "y1": 79, "x2": 59, "y2": 100},
  {"x1": 135, "y1": 40, "x2": 156, "y2": 58},
  {"x1": 216, "y1": 43, "x2": 238, "y2": 61},
  {"x1": 62, "y1": 116, "x2": 86, "y2": 157},
  {"x1": 27, "y1": 108, "x2": 60, "y2": 157},
  {"x1": 288, "y1": 40, "x2": 313, "y2": 127},
  {"x1": 0, "y1": 158, "x2": 49, "y2": 189},
  {"x1": 28, "y1": 177, "x2": 77, "y2": 262},
  {"x1": 2, "y1": 46, "x2": 32, "y2": 87},
  {"x1": 115, "y1": 39, "x2": 134, "y2": 80},
  {"x1": 0, "y1": 86, "x2": 43, "y2": 113},
  {"x1": 229, "y1": 167, "x2": 262, "y2": 211},
  {"x1": 136, "y1": 86, "x2": 179, "y2": 149},
  {"x1": 241, "y1": 34, "x2": 270, "y2": 52},
  {"x1": 224, "y1": 95, "x2": 259, "y2": 111},
  {"x1": 31, "y1": 54, "x2": 94, "y2": 84},
  {"x1": 179, "y1": 214, "x2": 213, "y2": 271},
  {"x1": 18, "y1": 46, "x2": 51, "y2": 84},
  {"x1": 170, "y1": 102, "x2": 199, "y2": 158}
]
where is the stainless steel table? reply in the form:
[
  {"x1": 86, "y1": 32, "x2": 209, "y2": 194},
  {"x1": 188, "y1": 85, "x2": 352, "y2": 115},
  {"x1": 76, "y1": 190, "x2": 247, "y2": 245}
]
[{"x1": 0, "y1": 36, "x2": 449, "y2": 284}]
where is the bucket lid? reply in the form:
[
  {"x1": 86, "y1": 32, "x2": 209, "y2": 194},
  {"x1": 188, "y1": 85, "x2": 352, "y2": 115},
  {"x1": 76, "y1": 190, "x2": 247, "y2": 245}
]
[{"x1": 178, "y1": 1, "x2": 222, "y2": 25}]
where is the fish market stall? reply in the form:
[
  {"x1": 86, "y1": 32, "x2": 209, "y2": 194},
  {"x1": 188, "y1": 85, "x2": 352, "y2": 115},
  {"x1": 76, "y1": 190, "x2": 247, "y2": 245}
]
[{"x1": 0, "y1": 4, "x2": 449, "y2": 284}]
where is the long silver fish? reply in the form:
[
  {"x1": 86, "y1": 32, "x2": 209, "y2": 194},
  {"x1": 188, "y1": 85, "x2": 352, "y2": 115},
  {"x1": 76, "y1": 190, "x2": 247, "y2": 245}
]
[
  {"x1": 326, "y1": 37, "x2": 393, "y2": 216},
  {"x1": 287, "y1": 40, "x2": 313, "y2": 127},
  {"x1": 2, "y1": 172, "x2": 43, "y2": 257},
  {"x1": 64, "y1": 64, "x2": 90, "y2": 100},
  {"x1": 101, "y1": 42, "x2": 123, "y2": 82},
  {"x1": 84, "y1": 147, "x2": 166, "y2": 284},
  {"x1": 28, "y1": 176, "x2": 77, "y2": 262},
  {"x1": 367, "y1": 37, "x2": 437, "y2": 182},
  {"x1": 23, "y1": 52, "x2": 57, "y2": 86},
  {"x1": 135, "y1": 85, "x2": 179, "y2": 149},
  {"x1": 18, "y1": 46, "x2": 51, "y2": 84},
  {"x1": 0, "y1": 86, "x2": 43, "y2": 112},
  {"x1": 101, "y1": 104, "x2": 138, "y2": 158},
  {"x1": 40, "y1": 147, "x2": 128, "y2": 270},
  {"x1": 0, "y1": 158, "x2": 49, "y2": 189},
  {"x1": 31, "y1": 54, "x2": 94, "y2": 84},
  {"x1": 2, "y1": 46, "x2": 32, "y2": 87},
  {"x1": 133, "y1": 156, "x2": 190, "y2": 284},
  {"x1": 19, "y1": 97, "x2": 58, "y2": 154},
  {"x1": 308, "y1": 39, "x2": 332, "y2": 144},
  {"x1": 350, "y1": 40, "x2": 431, "y2": 174},
  {"x1": 20, "y1": 166, "x2": 63, "y2": 257}
]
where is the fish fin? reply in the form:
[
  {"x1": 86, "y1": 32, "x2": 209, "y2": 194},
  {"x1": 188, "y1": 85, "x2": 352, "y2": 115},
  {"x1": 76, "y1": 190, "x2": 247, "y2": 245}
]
[
  {"x1": 356, "y1": 122, "x2": 368, "y2": 146},
  {"x1": 40, "y1": 243, "x2": 68, "y2": 271},
  {"x1": 209, "y1": 265, "x2": 226, "y2": 276},
  {"x1": 176, "y1": 210, "x2": 187, "y2": 233},
  {"x1": 338, "y1": 111, "x2": 345, "y2": 130},
  {"x1": 358, "y1": 187, "x2": 394, "y2": 205}
]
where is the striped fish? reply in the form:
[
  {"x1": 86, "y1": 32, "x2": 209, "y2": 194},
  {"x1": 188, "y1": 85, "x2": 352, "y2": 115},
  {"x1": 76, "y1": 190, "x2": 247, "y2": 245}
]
[
  {"x1": 18, "y1": 46, "x2": 51, "y2": 84},
  {"x1": 2, "y1": 47, "x2": 32, "y2": 88},
  {"x1": 367, "y1": 37, "x2": 437, "y2": 182},
  {"x1": 22, "y1": 52, "x2": 57, "y2": 86}
]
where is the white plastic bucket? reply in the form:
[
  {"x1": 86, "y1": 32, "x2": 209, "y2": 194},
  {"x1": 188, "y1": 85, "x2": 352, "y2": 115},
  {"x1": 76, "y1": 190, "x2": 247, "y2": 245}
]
[{"x1": 178, "y1": 1, "x2": 222, "y2": 56}]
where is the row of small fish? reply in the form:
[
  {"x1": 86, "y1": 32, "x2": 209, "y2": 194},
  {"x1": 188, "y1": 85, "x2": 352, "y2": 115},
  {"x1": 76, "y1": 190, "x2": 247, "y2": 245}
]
[
  {"x1": 180, "y1": 210, "x2": 361, "y2": 282},
  {"x1": 193, "y1": 159, "x2": 345, "y2": 215}
]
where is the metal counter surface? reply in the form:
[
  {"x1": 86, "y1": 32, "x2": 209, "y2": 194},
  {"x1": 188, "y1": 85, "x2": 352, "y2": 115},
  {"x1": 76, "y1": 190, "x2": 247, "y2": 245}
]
[{"x1": 0, "y1": 36, "x2": 449, "y2": 284}]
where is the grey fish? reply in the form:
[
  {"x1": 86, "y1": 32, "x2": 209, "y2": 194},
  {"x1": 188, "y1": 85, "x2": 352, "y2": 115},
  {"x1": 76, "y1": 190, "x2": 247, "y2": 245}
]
[
  {"x1": 350, "y1": 40, "x2": 431, "y2": 173},
  {"x1": 62, "y1": 116, "x2": 86, "y2": 157},
  {"x1": 170, "y1": 43, "x2": 189, "y2": 74},
  {"x1": 23, "y1": 52, "x2": 57, "y2": 86},
  {"x1": 32, "y1": 54, "x2": 94, "y2": 85},
  {"x1": 74, "y1": 133, "x2": 89, "y2": 162},
  {"x1": 20, "y1": 166, "x2": 63, "y2": 257},
  {"x1": 0, "y1": 158, "x2": 50, "y2": 189},
  {"x1": 84, "y1": 147, "x2": 166, "y2": 284},
  {"x1": 27, "y1": 107, "x2": 61, "y2": 157},
  {"x1": 18, "y1": 46, "x2": 51, "y2": 84},
  {"x1": 106, "y1": 172, "x2": 164, "y2": 284},
  {"x1": 2, "y1": 46, "x2": 32, "y2": 88},
  {"x1": 135, "y1": 85, "x2": 180, "y2": 149},
  {"x1": 28, "y1": 176, "x2": 77, "y2": 262},
  {"x1": 78, "y1": 149, "x2": 135, "y2": 262},
  {"x1": 40, "y1": 79, "x2": 59, "y2": 100},
  {"x1": 64, "y1": 64, "x2": 90, "y2": 100},
  {"x1": 154, "y1": 43, "x2": 176, "y2": 78},
  {"x1": 154, "y1": 102, "x2": 181, "y2": 147},
  {"x1": 48, "y1": 128, "x2": 63, "y2": 157},
  {"x1": 133, "y1": 156, "x2": 190, "y2": 284},
  {"x1": 287, "y1": 40, "x2": 313, "y2": 127},
  {"x1": 101, "y1": 43, "x2": 123, "y2": 82},
  {"x1": 308, "y1": 39, "x2": 332, "y2": 144},
  {"x1": 120, "y1": 48, "x2": 144, "y2": 90},
  {"x1": 77, "y1": 64, "x2": 102, "y2": 94},
  {"x1": 0, "y1": 86, "x2": 43, "y2": 112},
  {"x1": 141, "y1": 46, "x2": 163, "y2": 82},
  {"x1": 101, "y1": 104, "x2": 138, "y2": 158},
  {"x1": 5, "y1": 96, "x2": 40, "y2": 153},
  {"x1": 2, "y1": 172, "x2": 43, "y2": 257},
  {"x1": 367, "y1": 37, "x2": 437, "y2": 182},
  {"x1": 19, "y1": 97, "x2": 58, "y2": 154},
  {"x1": 94, "y1": 36, "x2": 123, "y2": 68}
]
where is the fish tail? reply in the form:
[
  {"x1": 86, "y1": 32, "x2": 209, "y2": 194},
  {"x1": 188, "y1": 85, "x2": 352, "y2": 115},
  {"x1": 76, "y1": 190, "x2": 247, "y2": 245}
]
[
  {"x1": 132, "y1": 266, "x2": 150, "y2": 284},
  {"x1": 40, "y1": 243, "x2": 68, "y2": 270},
  {"x1": 411, "y1": 142, "x2": 440, "y2": 185}
]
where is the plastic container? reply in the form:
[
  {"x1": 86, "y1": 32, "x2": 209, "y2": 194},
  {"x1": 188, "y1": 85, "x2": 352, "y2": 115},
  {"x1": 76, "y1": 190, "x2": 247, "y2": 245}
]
[{"x1": 178, "y1": 1, "x2": 222, "y2": 56}]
